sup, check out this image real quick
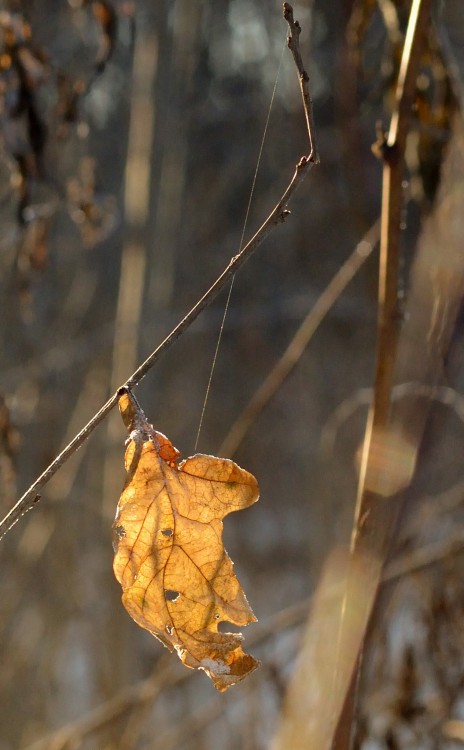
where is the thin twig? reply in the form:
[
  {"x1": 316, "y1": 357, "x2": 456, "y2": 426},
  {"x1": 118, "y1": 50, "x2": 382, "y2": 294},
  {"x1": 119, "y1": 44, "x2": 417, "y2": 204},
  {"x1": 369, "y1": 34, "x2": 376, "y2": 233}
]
[
  {"x1": 25, "y1": 520, "x2": 464, "y2": 750},
  {"x1": 384, "y1": 530, "x2": 464, "y2": 582},
  {"x1": 0, "y1": 6, "x2": 318, "y2": 542},
  {"x1": 102, "y1": 29, "x2": 157, "y2": 521},
  {"x1": 283, "y1": 2, "x2": 320, "y2": 162},
  {"x1": 353, "y1": 0, "x2": 432, "y2": 608},
  {"x1": 371, "y1": 0, "x2": 431, "y2": 425},
  {"x1": 330, "y1": 2, "x2": 436, "y2": 747},
  {"x1": 0, "y1": 164, "x2": 305, "y2": 543},
  {"x1": 124, "y1": 165, "x2": 312, "y2": 388},
  {"x1": 0, "y1": 365, "x2": 106, "y2": 652},
  {"x1": 0, "y1": 393, "x2": 119, "y2": 542},
  {"x1": 24, "y1": 599, "x2": 309, "y2": 750},
  {"x1": 270, "y1": 3, "x2": 433, "y2": 749},
  {"x1": 322, "y1": 382, "x2": 464, "y2": 457},
  {"x1": 219, "y1": 220, "x2": 380, "y2": 457},
  {"x1": 24, "y1": 656, "x2": 174, "y2": 750},
  {"x1": 148, "y1": 693, "x2": 229, "y2": 750},
  {"x1": 155, "y1": 525, "x2": 464, "y2": 750}
]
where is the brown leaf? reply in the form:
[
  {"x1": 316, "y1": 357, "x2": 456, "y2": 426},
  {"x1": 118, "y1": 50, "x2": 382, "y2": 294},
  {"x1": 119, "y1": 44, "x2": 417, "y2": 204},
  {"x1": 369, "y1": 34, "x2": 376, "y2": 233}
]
[{"x1": 112, "y1": 390, "x2": 260, "y2": 691}]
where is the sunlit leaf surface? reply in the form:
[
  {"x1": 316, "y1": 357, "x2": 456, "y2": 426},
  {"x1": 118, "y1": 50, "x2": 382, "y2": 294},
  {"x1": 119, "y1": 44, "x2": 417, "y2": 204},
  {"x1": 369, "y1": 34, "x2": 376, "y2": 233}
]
[{"x1": 113, "y1": 391, "x2": 260, "y2": 691}]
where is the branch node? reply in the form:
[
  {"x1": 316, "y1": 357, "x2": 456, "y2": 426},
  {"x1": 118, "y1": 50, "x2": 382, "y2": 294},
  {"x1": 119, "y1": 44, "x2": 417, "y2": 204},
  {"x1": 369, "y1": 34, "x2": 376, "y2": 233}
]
[{"x1": 371, "y1": 120, "x2": 397, "y2": 164}]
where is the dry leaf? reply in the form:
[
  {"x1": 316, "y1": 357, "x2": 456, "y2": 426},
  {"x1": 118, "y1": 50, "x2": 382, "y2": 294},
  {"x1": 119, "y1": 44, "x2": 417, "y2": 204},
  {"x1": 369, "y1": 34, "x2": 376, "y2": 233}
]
[{"x1": 112, "y1": 389, "x2": 260, "y2": 691}]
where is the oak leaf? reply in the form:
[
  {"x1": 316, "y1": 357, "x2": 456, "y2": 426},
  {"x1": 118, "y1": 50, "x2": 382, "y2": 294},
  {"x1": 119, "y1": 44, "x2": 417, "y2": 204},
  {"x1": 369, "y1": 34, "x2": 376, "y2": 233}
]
[{"x1": 112, "y1": 390, "x2": 260, "y2": 691}]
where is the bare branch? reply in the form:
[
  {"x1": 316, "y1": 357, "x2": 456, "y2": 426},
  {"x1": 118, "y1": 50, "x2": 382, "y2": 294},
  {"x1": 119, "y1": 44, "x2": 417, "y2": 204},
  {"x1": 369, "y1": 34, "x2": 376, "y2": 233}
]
[
  {"x1": 0, "y1": 7, "x2": 318, "y2": 541},
  {"x1": 0, "y1": 393, "x2": 119, "y2": 542},
  {"x1": 24, "y1": 656, "x2": 173, "y2": 750},
  {"x1": 372, "y1": 0, "x2": 432, "y2": 424},
  {"x1": 331, "y1": 1, "x2": 433, "y2": 746},
  {"x1": 219, "y1": 220, "x2": 380, "y2": 457},
  {"x1": 25, "y1": 598, "x2": 309, "y2": 750},
  {"x1": 125, "y1": 159, "x2": 311, "y2": 390},
  {"x1": 283, "y1": 2, "x2": 319, "y2": 162},
  {"x1": 25, "y1": 519, "x2": 464, "y2": 750},
  {"x1": 272, "y1": 2, "x2": 434, "y2": 749}
]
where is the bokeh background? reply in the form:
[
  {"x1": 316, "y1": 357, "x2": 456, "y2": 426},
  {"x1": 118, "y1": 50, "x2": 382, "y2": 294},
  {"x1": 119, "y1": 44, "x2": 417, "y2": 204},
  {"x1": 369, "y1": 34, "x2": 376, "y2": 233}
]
[{"x1": 1, "y1": 1, "x2": 464, "y2": 748}]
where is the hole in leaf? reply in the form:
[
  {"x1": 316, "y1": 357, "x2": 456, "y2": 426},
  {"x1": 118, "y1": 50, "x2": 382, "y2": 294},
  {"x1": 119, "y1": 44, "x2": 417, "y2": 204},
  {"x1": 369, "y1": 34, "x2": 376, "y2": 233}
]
[
  {"x1": 218, "y1": 621, "x2": 243, "y2": 633},
  {"x1": 166, "y1": 624, "x2": 173, "y2": 635},
  {"x1": 161, "y1": 528, "x2": 173, "y2": 537},
  {"x1": 165, "y1": 590, "x2": 180, "y2": 602}
]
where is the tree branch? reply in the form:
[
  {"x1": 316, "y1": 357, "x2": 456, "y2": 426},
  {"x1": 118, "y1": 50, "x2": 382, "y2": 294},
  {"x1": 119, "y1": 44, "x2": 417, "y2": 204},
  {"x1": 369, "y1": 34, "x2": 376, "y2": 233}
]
[
  {"x1": 27, "y1": 524, "x2": 464, "y2": 750},
  {"x1": 272, "y1": 2, "x2": 434, "y2": 749},
  {"x1": 333, "y1": 1, "x2": 440, "y2": 745},
  {"x1": 283, "y1": 2, "x2": 319, "y2": 162},
  {"x1": 219, "y1": 220, "x2": 380, "y2": 457},
  {"x1": 350, "y1": 0, "x2": 433, "y2": 606},
  {"x1": 371, "y1": 0, "x2": 431, "y2": 425},
  {"x1": 0, "y1": 4, "x2": 318, "y2": 542}
]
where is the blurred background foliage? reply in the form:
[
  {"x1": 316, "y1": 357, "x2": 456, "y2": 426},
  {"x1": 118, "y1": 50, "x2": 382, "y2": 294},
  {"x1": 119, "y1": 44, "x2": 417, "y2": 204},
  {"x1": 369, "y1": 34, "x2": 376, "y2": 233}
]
[{"x1": 1, "y1": 1, "x2": 464, "y2": 748}]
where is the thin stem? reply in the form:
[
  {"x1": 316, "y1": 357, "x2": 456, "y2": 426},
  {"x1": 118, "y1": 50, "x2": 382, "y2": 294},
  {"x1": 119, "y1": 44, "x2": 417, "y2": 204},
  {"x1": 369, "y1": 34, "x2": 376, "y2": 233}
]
[
  {"x1": 353, "y1": 0, "x2": 432, "y2": 554},
  {"x1": 373, "y1": 0, "x2": 431, "y2": 426},
  {"x1": 283, "y1": 2, "x2": 320, "y2": 163},
  {"x1": 331, "y1": 2, "x2": 433, "y2": 748},
  {"x1": 0, "y1": 179, "x2": 297, "y2": 541},
  {"x1": 0, "y1": 393, "x2": 119, "y2": 541},
  {"x1": 25, "y1": 521, "x2": 464, "y2": 750},
  {"x1": 102, "y1": 30, "x2": 157, "y2": 522},
  {"x1": 0, "y1": 6, "x2": 319, "y2": 542},
  {"x1": 125, "y1": 157, "x2": 311, "y2": 390},
  {"x1": 219, "y1": 220, "x2": 380, "y2": 457}
]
